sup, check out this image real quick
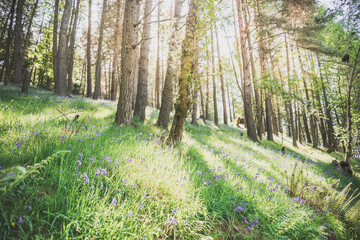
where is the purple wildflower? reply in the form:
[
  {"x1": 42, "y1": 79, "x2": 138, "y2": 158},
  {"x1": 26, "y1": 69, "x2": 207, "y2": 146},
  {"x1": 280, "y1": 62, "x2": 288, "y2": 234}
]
[
  {"x1": 244, "y1": 217, "x2": 248, "y2": 223},
  {"x1": 143, "y1": 191, "x2": 147, "y2": 197},
  {"x1": 128, "y1": 211, "x2": 133, "y2": 217},
  {"x1": 79, "y1": 152, "x2": 83, "y2": 159},
  {"x1": 18, "y1": 216, "x2": 22, "y2": 224},
  {"x1": 140, "y1": 203, "x2": 143, "y2": 210},
  {"x1": 83, "y1": 172, "x2": 89, "y2": 183},
  {"x1": 100, "y1": 182, "x2": 103, "y2": 189},
  {"x1": 90, "y1": 156, "x2": 94, "y2": 163},
  {"x1": 78, "y1": 160, "x2": 82, "y2": 166},
  {"x1": 0, "y1": 165, "x2": 2, "y2": 170},
  {"x1": 171, "y1": 208, "x2": 177, "y2": 215},
  {"x1": 28, "y1": 205, "x2": 32, "y2": 211},
  {"x1": 248, "y1": 225, "x2": 253, "y2": 232},
  {"x1": 123, "y1": 180, "x2": 127, "y2": 187},
  {"x1": 111, "y1": 198, "x2": 117, "y2": 206}
]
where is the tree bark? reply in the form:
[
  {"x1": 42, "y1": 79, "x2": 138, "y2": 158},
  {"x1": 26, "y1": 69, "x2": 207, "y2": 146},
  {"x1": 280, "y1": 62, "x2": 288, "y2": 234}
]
[
  {"x1": 13, "y1": 0, "x2": 24, "y2": 85},
  {"x1": 111, "y1": 0, "x2": 123, "y2": 101},
  {"x1": 236, "y1": 0, "x2": 258, "y2": 141},
  {"x1": 211, "y1": 26, "x2": 218, "y2": 125},
  {"x1": 155, "y1": 0, "x2": 161, "y2": 109},
  {"x1": 133, "y1": 0, "x2": 152, "y2": 121},
  {"x1": 284, "y1": 33, "x2": 297, "y2": 146},
  {"x1": 156, "y1": 0, "x2": 183, "y2": 128},
  {"x1": 93, "y1": 0, "x2": 107, "y2": 99},
  {"x1": 55, "y1": 0, "x2": 72, "y2": 96},
  {"x1": 316, "y1": 53, "x2": 336, "y2": 152},
  {"x1": 51, "y1": 0, "x2": 59, "y2": 89},
  {"x1": 86, "y1": 0, "x2": 92, "y2": 97},
  {"x1": 115, "y1": 0, "x2": 140, "y2": 125},
  {"x1": 67, "y1": 0, "x2": 81, "y2": 96},
  {"x1": 167, "y1": 0, "x2": 198, "y2": 144},
  {"x1": 214, "y1": 22, "x2": 228, "y2": 125}
]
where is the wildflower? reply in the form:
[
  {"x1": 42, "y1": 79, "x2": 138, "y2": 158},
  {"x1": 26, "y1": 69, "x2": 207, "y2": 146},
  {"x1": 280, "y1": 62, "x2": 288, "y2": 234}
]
[
  {"x1": 11, "y1": 222, "x2": 15, "y2": 227},
  {"x1": 34, "y1": 130, "x2": 39, "y2": 135},
  {"x1": 248, "y1": 225, "x2": 253, "y2": 232},
  {"x1": 140, "y1": 203, "x2": 143, "y2": 210},
  {"x1": 91, "y1": 144, "x2": 94, "y2": 147},
  {"x1": 83, "y1": 172, "x2": 89, "y2": 183},
  {"x1": 143, "y1": 191, "x2": 147, "y2": 198},
  {"x1": 123, "y1": 181, "x2": 127, "y2": 187},
  {"x1": 28, "y1": 205, "x2": 32, "y2": 211},
  {"x1": 243, "y1": 217, "x2": 248, "y2": 223},
  {"x1": 78, "y1": 160, "x2": 82, "y2": 166},
  {"x1": 131, "y1": 182, "x2": 135, "y2": 188},
  {"x1": 100, "y1": 182, "x2": 103, "y2": 189},
  {"x1": 79, "y1": 152, "x2": 83, "y2": 159},
  {"x1": 128, "y1": 211, "x2": 133, "y2": 217},
  {"x1": 0, "y1": 165, "x2": 2, "y2": 170},
  {"x1": 18, "y1": 216, "x2": 22, "y2": 224},
  {"x1": 171, "y1": 208, "x2": 177, "y2": 215},
  {"x1": 90, "y1": 156, "x2": 94, "y2": 163},
  {"x1": 111, "y1": 198, "x2": 117, "y2": 206}
]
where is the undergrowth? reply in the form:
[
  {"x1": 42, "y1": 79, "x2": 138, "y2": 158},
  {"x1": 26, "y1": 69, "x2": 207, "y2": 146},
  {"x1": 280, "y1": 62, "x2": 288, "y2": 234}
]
[{"x1": 0, "y1": 86, "x2": 360, "y2": 239}]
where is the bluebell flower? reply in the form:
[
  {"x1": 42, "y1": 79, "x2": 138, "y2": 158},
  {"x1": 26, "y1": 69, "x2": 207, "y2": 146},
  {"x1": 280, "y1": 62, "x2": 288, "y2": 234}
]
[{"x1": 18, "y1": 216, "x2": 22, "y2": 224}]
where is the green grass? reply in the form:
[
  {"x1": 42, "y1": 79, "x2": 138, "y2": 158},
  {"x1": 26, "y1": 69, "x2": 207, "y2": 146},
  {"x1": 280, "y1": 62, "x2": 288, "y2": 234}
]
[{"x1": 0, "y1": 86, "x2": 359, "y2": 239}]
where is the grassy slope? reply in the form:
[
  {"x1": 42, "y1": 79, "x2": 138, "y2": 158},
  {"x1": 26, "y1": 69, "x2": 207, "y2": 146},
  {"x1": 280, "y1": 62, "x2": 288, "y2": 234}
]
[{"x1": 0, "y1": 87, "x2": 358, "y2": 239}]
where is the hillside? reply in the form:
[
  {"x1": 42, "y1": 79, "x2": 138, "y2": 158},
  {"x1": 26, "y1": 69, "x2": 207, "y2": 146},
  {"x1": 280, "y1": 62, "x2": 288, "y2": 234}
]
[{"x1": 0, "y1": 87, "x2": 359, "y2": 239}]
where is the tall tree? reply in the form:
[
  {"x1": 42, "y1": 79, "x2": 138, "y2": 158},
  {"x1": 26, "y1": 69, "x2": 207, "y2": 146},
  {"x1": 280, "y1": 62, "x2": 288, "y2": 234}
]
[
  {"x1": 67, "y1": 0, "x2": 81, "y2": 96},
  {"x1": 93, "y1": 0, "x2": 107, "y2": 99},
  {"x1": 133, "y1": 0, "x2": 152, "y2": 121},
  {"x1": 115, "y1": 0, "x2": 140, "y2": 125},
  {"x1": 236, "y1": 0, "x2": 257, "y2": 141},
  {"x1": 53, "y1": 0, "x2": 59, "y2": 90},
  {"x1": 154, "y1": 0, "x2": 161, "y2": 109},
  {"x1": 284, "y1": 33, "x2": 297, "y2": 147},
  {"x1": 55, "y1": 0, "x2": 72, "y2": 96},
  {"x1": 111, "y1": 0, "x2": 123, "y2": 101},
  {"x1": 214, "y1": 22, "x2": 228, "y2": 125},
  {"x1": 86, "y1": 0, "x2": 92, "y2": 97},
  {"x1": 167, "y1": 0, "x2": 198, "y2": 144},
  {"x1": 211, "y1": 26, "x2": 218, "y2": 125},
  {"x1": 13, "y1": 0, "x2": 24, "y2": 85},
  {"x1": 1, "y1": 0, "x2": 16, "y2": 85},
  {"x1": 156, "y1": 0, "x2": 184, "y2": 128}
]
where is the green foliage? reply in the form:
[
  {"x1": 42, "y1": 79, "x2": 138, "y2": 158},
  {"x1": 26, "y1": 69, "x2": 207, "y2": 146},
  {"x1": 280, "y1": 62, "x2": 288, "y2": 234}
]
[{"x1": 1, "y1": 86, "x2": 360, "y2": 239}]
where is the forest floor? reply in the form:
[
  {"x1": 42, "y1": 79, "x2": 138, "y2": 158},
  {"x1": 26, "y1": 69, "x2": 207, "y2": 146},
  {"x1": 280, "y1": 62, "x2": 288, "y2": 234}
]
[{"x1": 1, "y1": 86, "x2": 360, "y2": 239}]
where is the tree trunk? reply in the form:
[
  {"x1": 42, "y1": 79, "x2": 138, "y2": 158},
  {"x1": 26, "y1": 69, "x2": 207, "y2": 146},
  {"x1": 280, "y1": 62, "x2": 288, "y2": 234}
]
[
  {"x1": 211, "y1": 26, "x2": 218, "y2": 125},
  {"x1": 51, "y1": 0, "x2": 59, "y2": 89},
  {"x1": 115, "y1": 0, "x2": 140, "y2": 125},
  {"x1": 13, "y1": 0, "x2": 24, "y2": 85},
  {"x1": 66, "y1": 0, "x2": 81, "y2": 96},
  {"x1": 93, "y1": 0, "x2": 107, "y2": 99},
  {"x1": 236, "y1": 0, "x2": 257, "y2": 141},
  {"x1": 317, "y1": 53, "x2": 336, "y2": 152},
  {"x1": 227, "y1": 83, "x2": 232, "y2": 123},
  {"x1": 284, "y1": 33, "x2": 297, "y2": 147},
  {"x1": 205, "y1": 34, "x2": 210, "y2": 120},
  {"x1": 199, "y1": 82, "x2": 206, "y2": 124},
  {"x1": 55, "y1": 0, "x2": 72, "y2": 96},
  {"x1": 155, "y1": 0, "x2": 161, "y2": 109},
  {"x1": 167, "y1": 0, "x2": 198, "y2": 144},
  {"x1": 192, "y1": 81, "x2": 199, "y2": 126},
  {"x1": 156, "y1": 0, "x2": 183, "y2": 128},
  {"x1": 133, "y1": 0, "x2": 152, "y2": 121},
  {"x1": 214, "y1": 22, "x2": 228, "y2": 125},
  {"x1": 86, "y1": 0, "x2": 92, "y2": 97},
  {"x1": 111, "y1": 0, "x2": 123, "y2": 101}
]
